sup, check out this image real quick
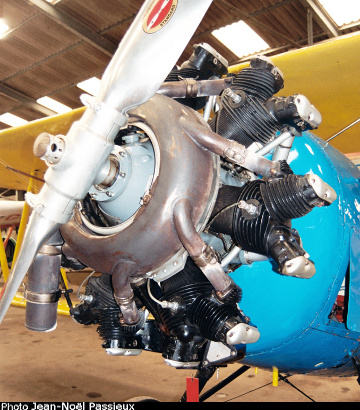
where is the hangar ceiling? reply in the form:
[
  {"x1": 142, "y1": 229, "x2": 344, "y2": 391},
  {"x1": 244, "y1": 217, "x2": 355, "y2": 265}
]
[{"x1": 0, "y1": 0, "x2": 359, "y2": 131}]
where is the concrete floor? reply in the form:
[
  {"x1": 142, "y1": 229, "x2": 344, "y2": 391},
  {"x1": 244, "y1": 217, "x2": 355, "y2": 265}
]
[
  {"x1": 0, "y1": 269, "x2": 360, "y2": 403},
  {"x1": 0, "y1": 305, "x2": 360, "y2": 403}
]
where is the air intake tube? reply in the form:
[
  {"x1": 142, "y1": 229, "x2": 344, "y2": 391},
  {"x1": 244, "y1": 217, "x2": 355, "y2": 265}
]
[{"x1": 25, "y1": 231, "x2": 63, "y2": 332}]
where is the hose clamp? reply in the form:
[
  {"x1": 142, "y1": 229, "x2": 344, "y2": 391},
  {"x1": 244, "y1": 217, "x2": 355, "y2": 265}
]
[
  {"x1": 193, "y1": 245, "x2": 217, "y2": 267},
  {"x1": 184, "y1": 79, "x2": 199, "y2": 98},
  {"x1": 25, "y1": 290, "x2": 61, "y2": 304}
]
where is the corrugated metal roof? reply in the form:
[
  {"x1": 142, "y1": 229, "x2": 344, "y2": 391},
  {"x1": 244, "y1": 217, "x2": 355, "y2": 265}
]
[{"x1": 0, "y1": 0, "x2": 359, "y2": 129}]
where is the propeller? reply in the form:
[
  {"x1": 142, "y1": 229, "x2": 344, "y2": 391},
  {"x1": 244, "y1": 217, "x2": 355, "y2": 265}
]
[{"x1": 0, "y1": 0, "x2": 214, "y2": 324}]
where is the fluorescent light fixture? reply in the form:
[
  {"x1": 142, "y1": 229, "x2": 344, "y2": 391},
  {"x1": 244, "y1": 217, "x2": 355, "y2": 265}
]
[
  {"x1": 37, "y1": 96, "x2": 71, "y2": 114},
  {"x1": 45, "y1": 0, "x2": 62, "y2": 4},
  {"x1": 0, "y1": 20, "x2": 9, "y2": 38},
  {"x1": 212, "y1": 21, "x2": 270, "y2": 58},
  {"x1": 0, "y1": 113, "x2": 28, "y2": 127},
  {"x1": 318, "y1": 0, "x2": 360, "y2": 26},
  {"x1": 77, "y1": 77, "x2": 101, "y2": 96}
]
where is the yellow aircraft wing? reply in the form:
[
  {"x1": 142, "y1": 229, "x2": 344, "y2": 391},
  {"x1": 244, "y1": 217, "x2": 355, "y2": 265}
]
[
  {"x1": 230, "y1": 32, "x2": 360, "y2": 154},
  {"x1": 0, "y1": 107, "x2": 84, "y2": 191},
  {"x1": 0, "y1": 32, "x2": 359, "y2": 192}
]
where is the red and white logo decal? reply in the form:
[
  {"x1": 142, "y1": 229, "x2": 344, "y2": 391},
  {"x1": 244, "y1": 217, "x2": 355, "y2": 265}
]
[{"x1": 143, "y1": 0, "x2": 178, "y2": 34}]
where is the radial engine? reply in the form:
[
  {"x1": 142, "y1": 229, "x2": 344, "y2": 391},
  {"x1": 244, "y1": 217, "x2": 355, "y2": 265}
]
[{"x1": 27, "y1": 44, "x2": 336, "y2": 369}]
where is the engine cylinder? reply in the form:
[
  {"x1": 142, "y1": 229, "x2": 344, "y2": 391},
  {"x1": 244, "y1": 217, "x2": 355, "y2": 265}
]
[
  {"x1": 260, "y1": 174, "x2": 316, "y2": 223},
  {"x1": 160, "y1": 259, "x2": 243, "y2": 344},
  {"x1": 210, "y1": 91, "x2": 281, "y2": 147},
  {"x1": 209, "y1": 56, "x2": 284, "y2": 147},
  {"x1": 208, "y1": 175, "x2": 329, "y2": 277}
]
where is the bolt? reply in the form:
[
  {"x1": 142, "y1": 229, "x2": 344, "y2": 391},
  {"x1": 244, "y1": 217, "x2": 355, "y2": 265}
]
[
  {"x1": 238, "y1": 200, "x2": 257, "y2": 215},
  {"x1": 79, "y1": 294, "x2": 93, "y2": 303},
  {"x1": 141, "y1": 194, "x2": 151, "y2": 205},
  {"x1": 225, "y1": 88, "x2": 242, "y2": 104}
]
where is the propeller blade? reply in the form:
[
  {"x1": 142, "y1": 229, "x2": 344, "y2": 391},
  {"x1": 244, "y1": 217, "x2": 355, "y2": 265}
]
[{"x1": 0, "y1": 0, "x2": 213, "y2": 324}]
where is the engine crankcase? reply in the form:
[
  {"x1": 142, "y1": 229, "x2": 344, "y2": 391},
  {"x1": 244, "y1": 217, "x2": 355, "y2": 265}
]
[{"x1": 60, "y1": 94, "x2": 220, "y2": 283}]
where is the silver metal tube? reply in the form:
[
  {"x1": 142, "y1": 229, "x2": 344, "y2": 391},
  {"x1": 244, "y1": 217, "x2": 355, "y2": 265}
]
[
  {"x1": 181, "y1": 118, "x2": 281, "y2": 178},
  {"x1": 157, "y1": 78, "x2": 231, "y2": 99},
  {"x1": 239, "y1": 251, "x2": 269, "y2": 265},
  {"x1": 25, "y1": 232, "x2": 63, "y2": 332},
  {"x1": 203, "y1": 95, "x2": 216, "y2": 122},
  {"x1": 271, "y1": 135, "x2": 295, "y2": 162},
  {"x1": 0, "y1": 212, "x2": 61, "y2": 324},
  {"x1": 221, "y1": 246, "x2": 241, "y2": 268},
  {"x1": 256, "y1": 130, "x2": 294, "y2": 157},
  {"x1": 326, "y1": 118, "x2": 360, "y2": 143}
]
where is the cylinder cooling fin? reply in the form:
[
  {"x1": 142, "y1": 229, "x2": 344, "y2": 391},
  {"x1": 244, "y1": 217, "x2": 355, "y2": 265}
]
[
  {"x1": 212, "y1": 89, "x2": 282, "y2": 147},
  {"x1": 158, "y1": 258, "x2": 258, "y2": 367},
  {"x1": 230, "y1": 56, "x2": 284, "y2": 100},
  {"x1": 260, "y1": 174, "x2": 330, "y2": 223},
  {"x1": 210, "y1": 55, "x2": 321, "y2": 150},
  {"x1": 56, "y1": 45, "x2": 341, "y2": 375},
  {"x1": 209, "y1": 172, "x2": 336, "y2": 278},
  {"x1": 209, "y1": 56, "x2": 284, "y2": 148}
]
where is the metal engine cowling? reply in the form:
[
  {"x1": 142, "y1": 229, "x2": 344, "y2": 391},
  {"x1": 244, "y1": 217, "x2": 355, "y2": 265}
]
[{"x1": 60, "y1": 94, "x2": 220, "y2": 305}]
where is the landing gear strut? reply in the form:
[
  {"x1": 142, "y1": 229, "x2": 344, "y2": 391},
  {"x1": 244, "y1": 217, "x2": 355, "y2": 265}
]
[{"x1": 180, "y1": 364, "x2": 250, "y2": 402}]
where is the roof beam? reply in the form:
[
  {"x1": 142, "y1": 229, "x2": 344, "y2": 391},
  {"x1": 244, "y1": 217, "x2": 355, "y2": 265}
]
[
  {"x1": 198, "y1": 0, "x2": 298, "y2": 39},
  {"x1": 307, "y1": 7, "x2": 314, "y2": 46},
  {"x1": 0, "y1": 84, "x2": 56, "y2": 117},
  {"x1": 250, "y1": 0, "x2": 298, "y2": 18},
  {"x1": 304, "y1": 0, "x2": 341, "y2": 37},
  {"x1": 28, "y1": 0, "x2": 117, "y2": 57},
  {"x1": 214, "y1": 0, "x2": 302, "y2": 49}
]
